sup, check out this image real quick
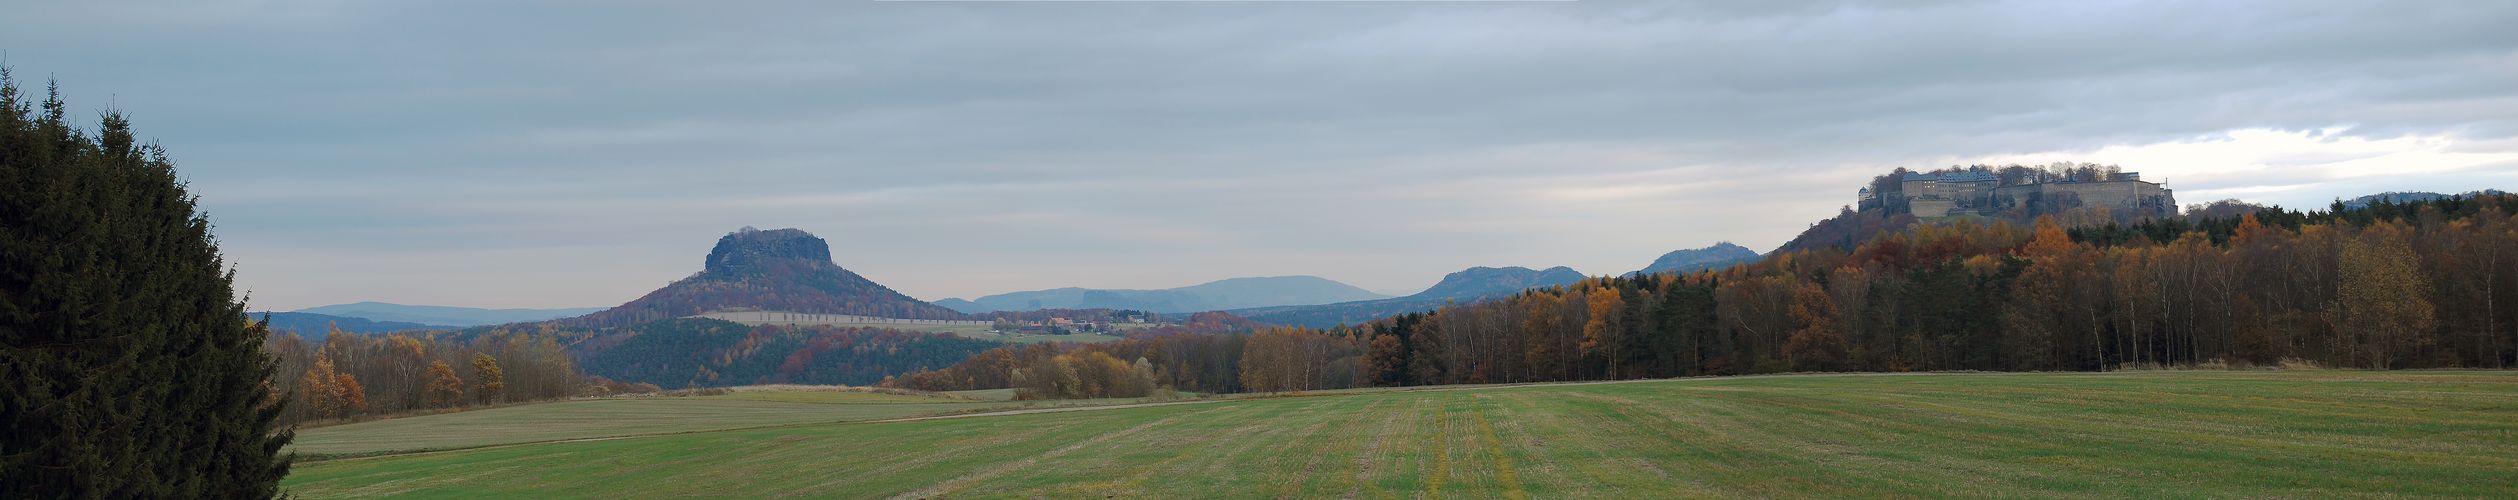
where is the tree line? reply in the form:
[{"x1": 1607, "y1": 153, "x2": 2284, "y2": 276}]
[
  {"x1": 898, "y1": 194, "x2": 2518, "y2": 395},
  {"x1": 573, "y1": 318, "x2": 1003, "y2": 389},
  {"x1": 889, "y1": 332, "x2": 1252, "y2": 396},
  {"x1": 262, "y1": 326, "x2": 582, "y2": 425}
]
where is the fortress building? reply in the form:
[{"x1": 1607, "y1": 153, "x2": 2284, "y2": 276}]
[{"x1": 1859, "y1": 167, "x2": 2175, "y2": 219}]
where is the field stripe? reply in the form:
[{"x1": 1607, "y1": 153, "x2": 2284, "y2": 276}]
[
  {"x1": 1426, "y1": 398, "x2": 1452, "y2": 499},
  {"x1": 1472, "y1": 402, "x2": 1527, "y2": 500},
  {"x1": 886, "y1": 408, "x2": 1203, "y2": 499},
  {"x1": 1279, "y1": 397, "x2": 1391, "y2": 498}
]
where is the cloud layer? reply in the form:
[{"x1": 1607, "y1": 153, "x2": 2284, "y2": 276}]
[{"x1": 6, "y1": 0, "x2": 2515, "y2": 309}]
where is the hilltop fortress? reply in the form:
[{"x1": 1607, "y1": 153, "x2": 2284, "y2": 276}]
[{"x1": 1858, "y1": 164, "x2": 2176, "y2": 219}]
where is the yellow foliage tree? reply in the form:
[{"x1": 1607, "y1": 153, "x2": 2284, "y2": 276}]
[
  {"x1": 2334, "y1": 221, "x2": 2437, "y2": 369},
  {"x1": 298, "y1": 357, "x2": 341, "y2": 419},
  {"x1": 423, "y1": 361, "x2": 465, "y2": 409},
  {"x1": 1580, "y1": 287, "x2": 1624, "y2": 377},
  {"x1": 471, "y1": 354, "x2": 506, "y2": 405}
]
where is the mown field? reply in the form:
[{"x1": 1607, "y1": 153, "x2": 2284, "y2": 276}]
[
  {"x1": 284, "y1": 371, "x2": 2518, "y2": 498},
  {"x1": 287, "y1": 390, "x2": 1018, "y2": 459}
]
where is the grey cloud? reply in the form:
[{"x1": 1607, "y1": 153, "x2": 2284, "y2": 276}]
[{"x1": 5, "y1": 0, "x2": 2515, "y2": 308}]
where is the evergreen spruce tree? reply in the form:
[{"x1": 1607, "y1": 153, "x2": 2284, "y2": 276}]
[{"x1": 0, "y1": 68, "x2": 293, "y2": 497}]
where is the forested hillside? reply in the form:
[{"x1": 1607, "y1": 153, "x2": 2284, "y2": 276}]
[
  {"x1": 1632, "y1": 242, "x2": 1760, "y2": 276},
  {"x1": 572, "y1": 318, "x2": 1000, "y2": 388},
  {"x1": 1776, "y1": 207, "x2": 1923, "y2": 254},
  {"x1": 900, "y1": 194, "x2": 2518, "y2": 395}
]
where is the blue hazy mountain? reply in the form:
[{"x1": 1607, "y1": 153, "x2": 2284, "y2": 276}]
[
  {"x1": 250, "y1": 311, "x2": 446, "y2": 339},
  {"x1": 2341, "y1": 190, "x2": 2510, "y2": 209},
  {"x1": 1630, "y1": 242, "x2": 1760, "y2": 277},
  {"x1": 295, "y1": 301, "x2": 605, "y2": 327},
  {"x1": 937, "y1": 276, "x2": 1390, "y2": 314},
  {"x1": 1233, "y1": 266, "x2": 1585, "y2": 328}
]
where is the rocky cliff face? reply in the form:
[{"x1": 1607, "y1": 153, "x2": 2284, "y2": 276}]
[{"x1": 704, "y1": 227, "x2": 834, "y2": 275}]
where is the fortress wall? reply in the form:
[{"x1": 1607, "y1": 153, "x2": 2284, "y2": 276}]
[
  {"x1": 1911, "y1": 198, "x2": 1960, "y2": 217},
  {"x1": 1888, "y1": 177, "x2": 2173, "y2": 217},
  {"x1": 1991, "y1": 180, "x2": 2174, "y2": 215},
  {"x1": 1902, "y1": 179, "x2": 1995, "y2": 201},
  {"x1": 2035, "y1": 181, "x2": 2161, "y2": 207}
]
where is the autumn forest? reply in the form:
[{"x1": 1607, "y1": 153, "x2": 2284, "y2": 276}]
[{"x1": 895, "y1": 195, "x2": 2518, "y2": 396}]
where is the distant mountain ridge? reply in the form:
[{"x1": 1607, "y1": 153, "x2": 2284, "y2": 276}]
[
  {"x1": 1411, "y1": 266, "x2": 1586, "y2": 301},
  {"x1": 2342, "y1": 190, "x2": 2511, "y2": 209},
  {"x1": 932, "y1": 298, "x2": 986, "y2": 312},
  {"x1": 938, "y1": 276, "x2": 1389, "y2": 314},
  {"x1": 1235, "y1": 266, "x2": 1585, "y2": 328},
  {"x1": 563, "y1": 227, "x2": 963, "y2": 328},
  {"x1": 295, "y1": 301, "x2": 603, "y2": 327},
  {"x1": 250, "y1": 311, "x2": 444, "y2": 338},
  {"x1": 1631, "y1": 242, "x2": 1760, "y2": 277}
]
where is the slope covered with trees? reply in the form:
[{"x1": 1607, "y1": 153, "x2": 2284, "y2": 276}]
[
  {"x1": 0, "y1": 71, "x2": 292, "y2": 496},
  {"x1": 901, "y1": 193, "x2": 2518, "y2": 395},
  {"x1": 1631, "y1": 242, "x2": 1760, "y2": 276},
  {"x1": 572, "y1": 318, "x2": 1000, "y2": 388}
]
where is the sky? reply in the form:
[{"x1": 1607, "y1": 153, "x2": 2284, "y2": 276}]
[{"x1": 6, "y1": 0, "x2": 2517, "y2": 311}]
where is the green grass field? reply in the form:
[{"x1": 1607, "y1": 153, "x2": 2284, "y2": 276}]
[
  {"x1": 707, "y1": 389, "x2": 972, "y2": 405},
  {"x1": 945, "y1": 388, "x2": 1019, "y2": 401},
  {"x1": 286, "y1": 392, "x2": 1012, "y2": 459},
  {"x1": 284, "y1": 371, "x2": 2518, "y2": 498}
]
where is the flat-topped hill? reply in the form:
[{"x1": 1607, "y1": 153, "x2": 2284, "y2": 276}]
[{"x1": 565, "y1": 227, "x2": 963, "y2": 328}]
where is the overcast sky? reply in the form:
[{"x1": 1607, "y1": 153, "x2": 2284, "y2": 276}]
[{"x1": 7, "y1": 0, "x2": 2517, "y2": 310}]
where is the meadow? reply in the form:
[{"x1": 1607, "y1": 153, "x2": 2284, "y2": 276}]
[
  {"x1": 284, "y1": 371, "x2": 2518, "y2": 498},
  {"x1": 287, "y1": 390, "x2": 1011, "y2": 459}
]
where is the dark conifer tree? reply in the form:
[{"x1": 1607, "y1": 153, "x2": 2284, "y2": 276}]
[{"x1": 0, "y1": 68, "x2": 293, "y2": 497}]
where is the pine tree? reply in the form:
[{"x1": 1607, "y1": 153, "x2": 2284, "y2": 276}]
[
  {"x1": 1366, "y1": 333, "x2": 1406, "y2": 386},
  {"x1": 0, "y1": 69, "x2": 292, "y2": 497}
]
